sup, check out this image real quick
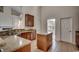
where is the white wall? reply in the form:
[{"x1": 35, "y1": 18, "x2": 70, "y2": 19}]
[
  {"x1": 40, "y1": 6, "x2": 79, "y2": 44},
  {"x1": 33, "y1": 7, "x2": 41, "y2": 32}
]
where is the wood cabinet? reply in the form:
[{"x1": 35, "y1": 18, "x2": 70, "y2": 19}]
[
  {"x1": 14, "y1": 43, "x2": 31, "y2": 52},
  {"x1": 76, "y1": 31, "x2": 79, "y2": 48},
  {"x1": 18, "y1": 30, "x2": 36, "y2": 41},
  {"x1": 25, "y1": 14, "x2": 34, "y2": 27},
  {"x1": 37, "y1": 33, "x2": 52, "y2": 51}
]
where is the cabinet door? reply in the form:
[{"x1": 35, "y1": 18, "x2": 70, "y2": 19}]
[
  {"x1": 25, "y1": 15, "x2": 28, "y2": 26},
  {"x1": 14, "y1": 44, "x2": 31, "y2": 52},
  {"x1": 31, "y1": 31, "x2": 35, "y2": 40},
  {"x1": 76, "y1": 34, "x2": 79, "y2": 46},
  {"x1": 25, "y1": 14, "x2": 34, "y2": 27},
  {"x1": 28, "y1": 16, "x2": 34, "y2": 26},
  {"x1": 21, "y1": 33, "x2": 26, "y2": 38},
  {"x1": 47, "y1": 33, "x2": 52, "y2": 47}
]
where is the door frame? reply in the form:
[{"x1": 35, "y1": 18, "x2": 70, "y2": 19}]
[{"x1": 60, "y1": 17, "x2": 73, "y2": 43}]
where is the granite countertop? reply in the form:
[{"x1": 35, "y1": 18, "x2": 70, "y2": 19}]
[
  {"x1": 0, "y1": 29, "x2": 35, "y2": 36},
  {"x1": 0, "y1": 29, "x2": 35, "y2": 32},
  {"x1": 0, "y1": 35, "x2": 31, "y2": 52},
  {"x1": 15, "y1": 29, "x2": 35, "y2": 36}
]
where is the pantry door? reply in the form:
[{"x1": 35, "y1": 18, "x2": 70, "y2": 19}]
[{"x1": 60, "y1": 17, "x2": 72, "y2": 43}]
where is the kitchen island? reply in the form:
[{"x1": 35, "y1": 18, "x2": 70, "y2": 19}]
[
  {"x1": 37, "y1": 32, "x2": 52, "y2": 51},
  {"x1": 0, "y1": 35, "x2": 31, "y2": 52}
]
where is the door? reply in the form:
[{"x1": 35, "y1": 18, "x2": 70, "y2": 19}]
[
  {"x1": 60, "y1": 17, "x2": 72, "y2": 43},
  {"x1": 47, "y1": 19, "x2": 56, "y2": 40}
]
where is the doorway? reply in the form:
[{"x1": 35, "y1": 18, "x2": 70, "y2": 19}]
[
  {"x1": 47, "y1": 18, "x2": 56, "y2": 42},
  {"x1": 60, "y1": 17, "x2": 72, "y2": 43}
]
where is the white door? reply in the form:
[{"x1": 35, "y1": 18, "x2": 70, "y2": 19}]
[{"x1": 60, "y1": 17, "x2": 72, "y2": 43}]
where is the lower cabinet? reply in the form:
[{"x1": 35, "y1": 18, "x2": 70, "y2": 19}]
[
  {"x1": 76, "y1": 31, "x2": 79, "y2": 48},
  {"x1": 18, "y1": 30, "x2": 36, "y2": 40},
  {"x1": 14, "y1": 44, "x2": 31, "y2": 52},
  {"x1": 37, "y1": 33, "x2": 52, "y2": 51}
]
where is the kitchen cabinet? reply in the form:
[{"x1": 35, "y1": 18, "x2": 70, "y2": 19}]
[
  {"x1": 18, "y1": 29, "x2": 36, "y2": 41},
  {"x1": 25, "y1": 14, "x2": 34, "y2": 27},
  {"x1": 76, "y1": 31, "x2": 79, "y2": 48},
  {"x1": 37, "y1": 33, "x2": 52, "y2": 51},
  {"x1": 14, "y1": 44, "x2": 31, "y2": 52}
]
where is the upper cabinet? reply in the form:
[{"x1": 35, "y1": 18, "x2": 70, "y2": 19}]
[
  {"x1": 25, "y1": 14, "x2": 34, "y2": 27},
  {"x1": 0, "y1": 6, "x2": 21, "y2": 28}
]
